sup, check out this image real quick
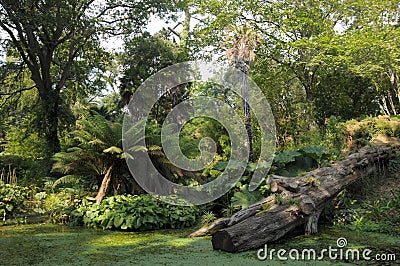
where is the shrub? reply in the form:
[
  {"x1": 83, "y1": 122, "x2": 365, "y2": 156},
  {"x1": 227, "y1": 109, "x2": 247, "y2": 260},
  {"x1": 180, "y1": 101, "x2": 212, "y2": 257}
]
[
  {"x1": 72, "y1": 194, "x2": 199, "y2": 230},
  {"x1": 200, "y1": 211, "x2": 217, "y2": 226},
  {"x1": 0, "y1": 183, "x2": 31, "y2": 222},
  {"x1": 333, "y1": 190, "x2": 400, "y2": 235},
  {"x1": 271, "y1": 145, "x2": 329, "y2": 177},
  {"x1": 322, "y1": 116, "x2": 347, "y2": 160},
  {"x1": 388, "y1": 154, "x2": 400, "y2": 173},
  {"x1": 42, "y1": 188, "x2": 84, "y2": 224},
  {"x1": 345, "y1": 117, "x2": 400, "y2": 141}
]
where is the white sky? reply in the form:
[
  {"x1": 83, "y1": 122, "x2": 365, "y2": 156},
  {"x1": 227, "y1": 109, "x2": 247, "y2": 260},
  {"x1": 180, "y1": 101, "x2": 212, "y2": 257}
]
[
  {"x1": 102, "y1": 14, "x2": 183, "y2": 53},
  {"x1": 0, "y1": 13, "x2": 180, "y2": 59}
]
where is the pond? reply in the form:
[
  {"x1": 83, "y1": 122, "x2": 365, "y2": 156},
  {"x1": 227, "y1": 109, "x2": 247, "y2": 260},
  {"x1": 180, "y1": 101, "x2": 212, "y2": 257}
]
[{"x1": 0, "y1": 224, "x2": 398, "y2": 265}]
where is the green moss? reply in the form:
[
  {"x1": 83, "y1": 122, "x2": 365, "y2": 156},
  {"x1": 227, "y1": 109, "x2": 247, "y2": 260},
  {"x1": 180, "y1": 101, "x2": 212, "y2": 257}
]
[{"x1": 1, "y1": 224, "x2": 398, "y2": 265}]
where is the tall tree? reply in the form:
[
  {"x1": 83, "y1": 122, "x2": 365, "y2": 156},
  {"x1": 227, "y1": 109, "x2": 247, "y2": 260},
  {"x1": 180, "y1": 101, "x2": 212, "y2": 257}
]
[
  {"x1": 338, "y1": 0, "x2": 400, "y2": 115},
  {"x1": 225, "y1": 25, "x2": 259, "y2": 162},
  {"x1": 193, "y1": 0, "x2": 342, "y2": 100},
  {"x1": 120, "y1": 29, "x2": 190, "y2": 125},
  {"x1": 0, "y1": 0, "x2": 167, "y2": 155}
]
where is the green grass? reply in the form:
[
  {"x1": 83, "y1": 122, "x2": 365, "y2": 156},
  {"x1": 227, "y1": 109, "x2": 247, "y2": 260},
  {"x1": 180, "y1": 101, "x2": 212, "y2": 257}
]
[{"x1": 0, "y1": 224, "x2": 398, "y2": 265}]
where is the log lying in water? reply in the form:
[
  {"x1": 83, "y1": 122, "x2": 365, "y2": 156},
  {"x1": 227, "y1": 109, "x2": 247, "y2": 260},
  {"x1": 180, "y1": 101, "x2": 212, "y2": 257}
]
[{"x1": 190, "y1": 145, "x2": 398, "y2": 252}]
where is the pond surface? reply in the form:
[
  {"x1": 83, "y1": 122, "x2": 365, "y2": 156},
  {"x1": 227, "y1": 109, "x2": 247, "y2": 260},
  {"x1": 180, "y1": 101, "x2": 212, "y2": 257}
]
[{"x1": 0, "y1": 224, "x2": 398, "y2": 265}]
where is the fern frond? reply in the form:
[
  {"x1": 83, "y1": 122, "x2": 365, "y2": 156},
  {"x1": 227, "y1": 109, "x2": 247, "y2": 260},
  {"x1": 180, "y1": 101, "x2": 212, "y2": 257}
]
[
  {"x1": 53, "y1": 175, "x2": 80, "y2": 188},
  {"x1": 103, "y1": 146, "x2": 123, "y2": 154}
]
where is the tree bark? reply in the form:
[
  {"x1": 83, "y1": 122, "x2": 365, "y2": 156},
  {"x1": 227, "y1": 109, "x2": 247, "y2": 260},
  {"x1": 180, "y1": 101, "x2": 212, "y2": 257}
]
[
  {"x1": 40, "y1": 91, "x2": 61, "y2": 154},
  {"x1": 190, "y1": 145, "x2": 398, "y2": 252},
  {"x1": 241, "y1": 74, "x2": 254, "y2": 162},
  {"x1": 95, "y1": 165, "x2": 113, "y2": 204}
]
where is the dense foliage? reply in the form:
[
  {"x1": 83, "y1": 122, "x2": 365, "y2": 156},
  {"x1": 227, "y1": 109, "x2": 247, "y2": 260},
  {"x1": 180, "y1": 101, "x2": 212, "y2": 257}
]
[
  {"x1": 0, "y1": 183, "x2": 31, "y2": 222},
  {"x1": 334, "y1": 192, "x2": 400, "y2": 236},
  {"x1": 0, "y1": 0, "x2": 399, "y2": 248},
  {"x1": 72, "y1": 195, "x2": 199, "y2": 230}
]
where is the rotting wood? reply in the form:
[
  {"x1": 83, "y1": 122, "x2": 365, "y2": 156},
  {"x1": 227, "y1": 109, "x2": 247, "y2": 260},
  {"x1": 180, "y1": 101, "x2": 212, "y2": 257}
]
[{"x1": 190, "y1": 145, "x2": 398, "y2": 252}]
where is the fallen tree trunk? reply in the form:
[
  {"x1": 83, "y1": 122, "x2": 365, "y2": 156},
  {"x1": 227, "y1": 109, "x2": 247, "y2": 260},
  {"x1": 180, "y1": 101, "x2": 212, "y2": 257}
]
[{"x1": 190, "y1": 145, "x2": 398, "y2": 252}]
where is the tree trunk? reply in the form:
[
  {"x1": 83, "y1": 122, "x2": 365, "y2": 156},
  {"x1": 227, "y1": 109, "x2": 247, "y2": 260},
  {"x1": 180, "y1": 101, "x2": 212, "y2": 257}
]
[
  {"x1": 41, "y1": 93, "x2": 61, "y2": 155},
  {"x1": 238, "y1": 65, "x2": 254, "y2": 162},
  {"x1": 190, "y1": 145, "x2": 398, "y2": 252},
  {"x1": 95, "y1": 165, "x2": 113, "y2": 204},
  {"x1": 241, "y1": 75, "x2": 254, "y2": 162},
  {"x1": 180, "y1": 4, "x2": 191, "y2": 53}
]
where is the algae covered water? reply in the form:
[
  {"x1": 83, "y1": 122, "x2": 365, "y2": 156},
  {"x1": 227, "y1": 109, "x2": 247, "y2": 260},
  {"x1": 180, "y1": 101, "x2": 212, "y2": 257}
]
[{"x1": 1, "y1": 224, "x2": 398, "y2": 265}]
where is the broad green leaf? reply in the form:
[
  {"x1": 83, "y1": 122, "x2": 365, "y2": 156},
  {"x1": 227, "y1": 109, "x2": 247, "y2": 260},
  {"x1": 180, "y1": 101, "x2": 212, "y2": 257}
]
[
  {"x1": 114, "y1": 215, "x2": 124, "y2": 228},
  {"x1": 273, "y1": 150, "x2": 302, "y2": 165},
  {"x1": 231, "y1": 185, "x2": 263, "y2": 210}
]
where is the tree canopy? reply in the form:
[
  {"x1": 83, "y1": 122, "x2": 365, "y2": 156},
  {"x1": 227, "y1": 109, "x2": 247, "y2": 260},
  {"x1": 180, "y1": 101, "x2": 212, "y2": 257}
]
[
  {"x1": 0, "y1": 0, "x2": 399, "y2": 206},
  {"x1": 0, "y1": 0, "x2": 169, "y2": 155}
]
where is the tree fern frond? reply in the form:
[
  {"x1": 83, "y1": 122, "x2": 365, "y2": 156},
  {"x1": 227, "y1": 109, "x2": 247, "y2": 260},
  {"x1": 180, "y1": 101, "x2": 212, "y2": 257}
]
[
  {"x1": 51, "y1": 161, "x2": 73, "y2": 175},
  {"x1": 89, "y1": 139, "x2": 106, "y2": 146},
  {"x1": 53, "y1": 175, "x2": 80, "y2": 188},
  {"x1": 103, "y1": 146, "x2": 123, "y2": 154},
  {"x1": 66, "y1": 147, "x2": 83, "y2": 153},
  {"x1": 128, "y1": 145, "x2": 147, "y2": 152}
]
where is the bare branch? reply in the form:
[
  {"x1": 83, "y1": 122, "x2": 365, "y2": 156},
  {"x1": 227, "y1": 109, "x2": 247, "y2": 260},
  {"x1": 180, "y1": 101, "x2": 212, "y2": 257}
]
[{"x1": 168, "y1": 27, "x2": 180, "y2": 38}]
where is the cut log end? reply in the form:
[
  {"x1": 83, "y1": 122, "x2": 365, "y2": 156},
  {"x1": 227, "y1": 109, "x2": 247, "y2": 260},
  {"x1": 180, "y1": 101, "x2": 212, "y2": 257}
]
[
  {"x1": 212, "y1": 230, "x2": 236, "y2": 252},
  {"x1": 270, "y1": 181, "x2": 278, "y2": 193},
  {"x1": 298, "y1": 196, "x2": 315, "y2": 215}
]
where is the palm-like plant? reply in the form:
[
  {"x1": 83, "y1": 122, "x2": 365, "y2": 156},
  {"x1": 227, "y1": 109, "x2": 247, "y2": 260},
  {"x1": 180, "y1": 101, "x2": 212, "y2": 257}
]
[
  {"x1": 225, "y1": 24, "x2": 261, "y2": 162},
  {"x1": 52, "y1": 111, "x2": 143, "y2": 204}
]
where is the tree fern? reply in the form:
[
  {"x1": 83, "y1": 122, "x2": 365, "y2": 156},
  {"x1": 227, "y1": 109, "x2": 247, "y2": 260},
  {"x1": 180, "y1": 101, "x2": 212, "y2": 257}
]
[{"x1": 52, "y1": 111, "x2": 143, "y2": 201}]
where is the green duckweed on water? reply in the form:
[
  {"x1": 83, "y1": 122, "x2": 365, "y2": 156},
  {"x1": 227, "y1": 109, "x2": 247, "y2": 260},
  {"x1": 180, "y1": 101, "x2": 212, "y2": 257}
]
[{"x1": 0, "y1": 224, "x2": 398, "y2": 265}]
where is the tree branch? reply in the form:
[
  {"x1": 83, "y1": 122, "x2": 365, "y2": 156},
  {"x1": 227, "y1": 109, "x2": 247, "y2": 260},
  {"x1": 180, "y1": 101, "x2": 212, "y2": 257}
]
[{"x1": 0, "y1": 85, "x2": 36, "y2": 96}]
